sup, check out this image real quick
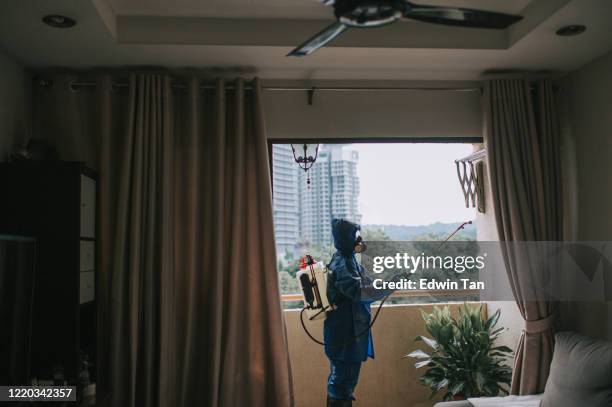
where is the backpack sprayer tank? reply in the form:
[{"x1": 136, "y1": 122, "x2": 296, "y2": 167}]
[{"x1": 296, "y1": 255, "x2": 333, "y2": 320}]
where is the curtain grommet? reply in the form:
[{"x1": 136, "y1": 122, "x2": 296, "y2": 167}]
[
  {"x1": 69, "y1": 80, "x2": 79, "y2": 93},
  {"x1": 38, "y1": 78, "x2": 54, "y2": 89}
]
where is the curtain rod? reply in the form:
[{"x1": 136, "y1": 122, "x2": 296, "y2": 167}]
[
  {"x1": 38, "y1": 79, "x2": 559, "y2": 93},
  {"x1": 37, "y1": 79, "x2": 482, "y2": 93}
]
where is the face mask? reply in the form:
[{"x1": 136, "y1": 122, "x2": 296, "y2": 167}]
[{"x1": 354, "y1": 235, "x2": 367, "y2": 253}]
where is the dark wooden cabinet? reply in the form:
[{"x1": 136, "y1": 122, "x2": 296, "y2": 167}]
[{"x1": 0, "y1": 161, "x2": 97, "y2": 396}]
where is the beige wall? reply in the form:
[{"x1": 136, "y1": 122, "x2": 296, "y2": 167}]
[
  {"x1": 560, "y1": 50, "x2": 612, "y2": 340},
  {"x1": 0, "y1": 49, "x2": 30, "y2": 160},
  {"x1": 285, "y1": 303, "x2": 486, "y2": 407},
  {"x1": 263, "y1": 80, "x2": 481, "y2": 140},
  {"x1": 565, "y1": 50, "x2": 612, "y2": 241}
]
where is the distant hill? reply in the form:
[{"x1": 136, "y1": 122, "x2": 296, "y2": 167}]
[{"x1": 362, "y1": 221, "x2": 476, "y2": 241}]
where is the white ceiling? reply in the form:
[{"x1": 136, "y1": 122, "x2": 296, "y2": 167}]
[
  {"x1": 0, "y1": 0, "x2": 611, "y2": 80},
  {"x1": 109, "y1": 0, "x2": 332, "y2": 19},
  {"x1": 107, "y1": 0, "x2": 532, "y2": 19}
]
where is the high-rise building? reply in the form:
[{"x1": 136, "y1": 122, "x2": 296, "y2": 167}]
[
  {"x1": 271, "y1": 144, "x2": 299, "y2": 256},
  {"x1": 298, "y1": 144, "x2": 361, "y2": 247},
  {"x1": 272, "y1": 144, "x2": 362, "y2": 255},
  {"x1": 298, "y1": 148, "x2": 332, "y2": 247},
  {"x1": 329, "y1": 145, "x2": 361, "y2": 224}
]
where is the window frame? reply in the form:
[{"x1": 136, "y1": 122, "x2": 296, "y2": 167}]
[{"x1": 268, "y1": 137, "x2": 484, "y2": 302}]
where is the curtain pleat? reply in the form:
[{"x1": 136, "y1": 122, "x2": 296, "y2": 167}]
[
  {"x1": 484, "y1": 79, "x2": 562, "y2": 395},
  {"x1": 33, "y1": 74, "x2": 294, "y2": 407},
  {"x1": 108, "y1": 74, "x2": 172, "y2": 407}
]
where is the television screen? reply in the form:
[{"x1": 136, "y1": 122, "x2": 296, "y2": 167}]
[{"x1": 0, "y1": 235, "x2": 36, "y2": 386}]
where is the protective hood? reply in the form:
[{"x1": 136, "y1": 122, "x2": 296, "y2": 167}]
[{"x1": 331, "y1": 218, "x2": 361, "y2": 256}]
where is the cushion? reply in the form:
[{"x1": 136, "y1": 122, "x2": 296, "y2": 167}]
[
  {"x1": 468, "y1": 394, "x2": 542, "y2": 406},
  {"x1": 542, "y1": 331, "x2": 612, "y2": 407},
  {"x1": 433, "y1": 401, "x2": 472, "y2": 407},
  {"x1": 434, "y1": 395, "x2": 543, "y2": 407}
]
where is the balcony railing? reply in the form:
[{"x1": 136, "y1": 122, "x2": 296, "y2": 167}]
[{"x1": 281, "y1": 288, "x2": 480, "y2": 302}]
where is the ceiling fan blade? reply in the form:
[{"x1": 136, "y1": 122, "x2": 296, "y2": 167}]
[
  {"x1": 287, "y1": 21, "x2": 347, "y2": 57},
  {"x1": 404, "y1": 2, "x2": 522, "y2": 29}
]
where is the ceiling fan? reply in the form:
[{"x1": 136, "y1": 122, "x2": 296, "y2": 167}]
[{"x1": 288, "y1": 0, "x2": 523, "y2": 56}]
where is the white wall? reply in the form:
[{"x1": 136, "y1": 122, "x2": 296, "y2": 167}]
[
  {"x1": 0, "y1": 49, "x2": 30, "y2": 160},
  {"x1": 561, "y1": 49, "x2": 612, "y2": 340}
]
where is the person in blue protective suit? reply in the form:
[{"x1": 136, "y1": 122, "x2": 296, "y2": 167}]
[{"x1": 324, "y1": 218, "x2": 388, "y2": 407}]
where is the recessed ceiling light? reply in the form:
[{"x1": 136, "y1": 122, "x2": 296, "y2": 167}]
[
  {"x1": 556, "y1": 25, "x2": 586, "y2": 36},
  {"x1": 42, "y1": 15, "x2": 77, "y2": 29}
]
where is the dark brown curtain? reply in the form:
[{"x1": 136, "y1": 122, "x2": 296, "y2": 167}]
[
  {"x1": 483, "y1": 79, "x2": 562, "y2": 395},
  {"x1": 107, "y1": 75, "x2": 175, "y2": 407},
  {"x1": 171, "y1": 78, "x2": 293, "y2": 407},
  {"x1": 33, "y1": 74, "x2": 293, "y2": 407}
]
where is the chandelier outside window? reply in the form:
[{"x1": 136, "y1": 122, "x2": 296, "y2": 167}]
[{"x1": 291, "y1": 144, "x2": 320, "y2": 187}]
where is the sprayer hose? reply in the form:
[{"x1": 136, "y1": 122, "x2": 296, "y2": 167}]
[{"x1": 299, "y1": 291, "x2": 392, "y2": 347}]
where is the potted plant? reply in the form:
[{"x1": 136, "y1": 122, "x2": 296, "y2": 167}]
[{"x1": 405, "y1": 304, "x2": 513, "y2": 401}]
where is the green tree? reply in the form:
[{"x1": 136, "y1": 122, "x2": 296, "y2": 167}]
[
  {"x1": 283, "y1": 248, "x2": 294, "y2": 262},
  {"x1": 278, "y1": 271, "x2": 300, "y2": 295},
  {"x1": 412, "y1": 231, "x2": 475, "y2": 242},
  {"x1": 361, "y1": 227, "x2": 391, "y2": 241}
]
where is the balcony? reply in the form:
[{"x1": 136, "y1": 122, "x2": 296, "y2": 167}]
[{"x1": 283, "y1": 293, "x2": 500, "y2": 407}]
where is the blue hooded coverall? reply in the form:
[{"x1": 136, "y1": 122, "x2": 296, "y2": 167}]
[{"x1": 324, "y1": 219, "x2": 388, "y2": 401}]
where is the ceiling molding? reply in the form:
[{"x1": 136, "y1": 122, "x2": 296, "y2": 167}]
[
  {"x1": 107, "y1": 0, "x2": 530, "y2": 20},
  {"x1": 91, "y1": 0, "x2": 117, "y2": 39},
  {"x1": 93, "y1": 0, "x2": 572, "y2": 52},
  {"x1": 508, "y1": 0, "x2": 572, "y2": 46},
  {"x1": 116, "y1": 16, "x2": 509, "y2": 50},
  {"x1": 107, "y1": 0, "x2": 568, "y2": 51}
]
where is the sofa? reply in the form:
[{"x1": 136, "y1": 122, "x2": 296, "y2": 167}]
[{"x1": 434, "y1": 331, "x2": 612, "y2": 407}]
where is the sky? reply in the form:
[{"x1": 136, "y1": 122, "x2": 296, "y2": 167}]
[{"x1": 349, "y1": 143, "x2": 476, "y2": 226}]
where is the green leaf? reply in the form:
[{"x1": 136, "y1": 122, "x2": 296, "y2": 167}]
[
  {"x1": 486, "y1": 309, "x2": 501, "y2": 329},
  {"x1": 484, "y1": 381, "x2": 500, "y2": 396},
  {"x1": 407, "y1": 303, "x2": 513, "y2": 399},
  {"x1": 416, "y1": 335, "x2": 439, "y2": 350},
  {"x1": 415, "y1": 360, "x2": 432, "y2": 369},
  {"x1": 475, "y1": 372, "x2": 486, "y2": 391},
  {"x1": 491, "y1": 327, "x2": 505, "y2": 336},
  {"x1": 491, "y1": 345, "x2": 513, "y2": 353},
  {"x1": 404, "y1": 349, "x2": 430, "y2": 359},
  {"x1": 428, "y1": 389, "x2": 439, "y2": 400},
  {"x1": 436, "y1": 378, "x2": 450, "y2": 391},
  {"x1": 449, "y1": 381, "x2": 465, "y2": 396}
]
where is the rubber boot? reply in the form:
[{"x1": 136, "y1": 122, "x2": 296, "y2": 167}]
[{"x1": 327, "y1": 396, "x2": 352, "y2": 407}]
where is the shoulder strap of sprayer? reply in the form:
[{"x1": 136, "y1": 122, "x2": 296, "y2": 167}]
[{"x1": 323, "y1": 259, "x2": 346, "y2": 307}]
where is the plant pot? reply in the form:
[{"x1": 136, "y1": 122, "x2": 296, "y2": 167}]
[{"x1": 452, "y1": 395, "x2": 466, "y2": 401}]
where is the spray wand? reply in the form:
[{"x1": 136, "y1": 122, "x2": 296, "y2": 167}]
[{"x1": 300, "y1": 220, "x2": 474, "y2": 347}]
